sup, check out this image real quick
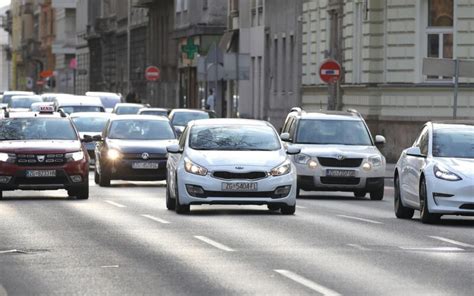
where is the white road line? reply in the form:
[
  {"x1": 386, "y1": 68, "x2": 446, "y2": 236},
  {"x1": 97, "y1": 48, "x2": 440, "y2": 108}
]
[
  {"x1": 141, "y1": 214, "x2": 171, "y2": 224},
  {"x1": 194, "y1": 236, "x2": 235, "y2": 252},
  {"x1": 337, "y1": 214, "x2": 383, "y2": 224},
  {"x1": 275, "y1": 270, "x2": 341, "y2": 296},
  {"x1": 105, "y1": 200, "x2": 127, "y2": 208},
  {"x1": 400, "y1": 247, "x2": 464, "y2": 252},
  {"x1": 295, "y1": 205, "x2": 307, "y2": 209},
  {"x1": 0, "y1": 284, "x2": 7, "y2": 296},
  {"x1": 0, "y1": 250, "x2": 19, "y2": 254},
  {"x1": 429, "y1": 236, "x2": 474, "y2": 248},
  {"x1": 347, "y1": 244, "x2": 371, "y2": 251},
  {"x1": 101, "y1": 265, "x2": 119, "y2": 268}
]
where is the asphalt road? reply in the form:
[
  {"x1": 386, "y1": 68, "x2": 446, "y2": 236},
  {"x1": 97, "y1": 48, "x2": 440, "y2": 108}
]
[{"x1": 0, "y1": 173, "x2": 473, "y2": 296}]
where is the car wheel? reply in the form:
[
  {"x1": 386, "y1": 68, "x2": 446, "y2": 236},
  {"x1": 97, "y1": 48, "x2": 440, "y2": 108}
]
[
  {"x1": 166, "y1": 179, "x2": 175, "y2": 211},
  {"x1": 0, "y1": 190, "x2": 3, "y2": 199},
  {"x1": 281, "y1": 205, "x2": 296, "y2": 215},
  {"x1": 370, "y1": 186, "x2": 384, "y2": 201},
  {"x1": 267, "y1": 204, "x2": 280, "y2": 211},
  {"x1": 419, "y1": 178, "x2": 441, "y2": 224},
  {"x1": 354, "y1": 191, "x2": 366, "y2": 198},
  {"x1": 98, "y1": 162, "x2": 111, "y2": 187},
  {"x1": 94, "y1": 168, "x2": 100, "y2": 184},
  {"x1": 296, "y1": 186, "x2": 301, "y2": 198},
  {"x1": 394, "y1": 174, "x2": 414, "y2": 219},
  {"x1": 174, "y1": 177, "x2": 190, "y2": 214}
]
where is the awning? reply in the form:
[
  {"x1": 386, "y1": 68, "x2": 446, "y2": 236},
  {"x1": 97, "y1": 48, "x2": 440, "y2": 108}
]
[{"x1": 218, "y1": 30, "x2": 238, "y2": 53}]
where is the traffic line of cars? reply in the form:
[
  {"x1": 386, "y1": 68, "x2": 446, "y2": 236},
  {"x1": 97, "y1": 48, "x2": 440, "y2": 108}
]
[{"x1": 0, "y1": 93, "x2": 472, "y2": 222}]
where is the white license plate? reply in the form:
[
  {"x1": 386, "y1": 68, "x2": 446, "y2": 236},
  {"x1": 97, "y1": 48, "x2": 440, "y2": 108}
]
[
  {"x1": 326, "y1": 169, "x2": 356, "y2": 177},
  {"x1": 26, "y1": 170, "x2": 57, "y2": 178},
  {"x1": 222, "y1": 182, "x2": 258, "y2": 192},
  {"x1": 132, "y1": 162, "x2": 160, "y2": 169}
]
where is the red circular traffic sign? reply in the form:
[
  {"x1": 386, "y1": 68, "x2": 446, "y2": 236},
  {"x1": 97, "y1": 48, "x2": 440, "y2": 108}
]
[
  {"x1": 319, "y1": 59, "x2": 341, "y2": 84},
  {"x1": 145, "y1": 66, "x2": 160, "y2": 81}
]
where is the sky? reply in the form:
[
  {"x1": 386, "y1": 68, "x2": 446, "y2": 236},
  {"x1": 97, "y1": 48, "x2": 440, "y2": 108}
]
[{"x1": 0, "y1": 0, "x2": 9, "y2": 9}]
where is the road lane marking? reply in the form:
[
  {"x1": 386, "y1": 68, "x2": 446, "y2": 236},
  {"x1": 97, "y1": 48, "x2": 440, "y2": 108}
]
[
  {"x1": 194, "y1": 236, "x2": 235, "y2": 252},
  {"x1": 429, "y1": 236, "x2": 474, "y2": 248},
  {"x1": 347, "y1": 244, "x2": 371, "y2": 251},
  {"x1": 141, "y1": 214, "x2": 171, "y2": 224},
  {"x1": 275, "y1": 270, "x2": 341, "y2": 296},
  {"x1": 295, "y1": 205, "x2": 307, "y2": 209},
  {"x1": 400, "y1": 247, "x2": 464, "y2": 252},
  {"x1": 101, "y1": 265, "x2": 119, "y2": 268},
  {"x1": 105, "y1": 200, "x2": 127, "y2": 208},
  {"x1": 337, "y1": 215, "x2": 383, "y2": 224}
]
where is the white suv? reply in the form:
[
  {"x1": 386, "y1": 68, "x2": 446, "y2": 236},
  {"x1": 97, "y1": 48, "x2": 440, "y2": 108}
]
[{"x1": 281, "y1": 108, "x2": 386, "y2": 200}]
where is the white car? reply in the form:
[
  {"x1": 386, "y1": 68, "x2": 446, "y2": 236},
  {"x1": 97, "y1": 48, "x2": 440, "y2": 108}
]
[
  {"x1": 394, "y1": 121, "x2": 474, "y2": 224},
  {"x1": 166, "y1": 119, "x2": 300, "y2": 214}
]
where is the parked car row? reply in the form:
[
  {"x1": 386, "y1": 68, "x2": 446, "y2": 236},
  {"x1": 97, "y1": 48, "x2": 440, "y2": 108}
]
[{"x1": 0, "y1": 93, "x2": 472, "y2": 222}]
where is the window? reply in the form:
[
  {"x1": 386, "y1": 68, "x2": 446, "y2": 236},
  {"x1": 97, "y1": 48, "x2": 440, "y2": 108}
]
[
  {"x1": 426, "y1": 0, "x2": 453, "y2": 80},
  {"x1": 176, "y1": 0, "x2": 182, "y2": 12},
  {"x1": 414, "y1": 127, "x2": 429, "y2": 155},
  {"x1": 203, "y1": 0, "x2": 208, "y2": 10}
]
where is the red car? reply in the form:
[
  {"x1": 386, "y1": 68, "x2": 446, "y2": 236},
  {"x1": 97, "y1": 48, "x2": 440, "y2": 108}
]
[{"x1": 0, "y1": 106, "x2": 91, "y2": 199}]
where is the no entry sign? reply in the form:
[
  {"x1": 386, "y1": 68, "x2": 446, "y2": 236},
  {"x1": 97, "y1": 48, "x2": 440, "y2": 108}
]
[
  {"x1": 145, "y1": 66, "x2": 160, "y2": 81},
  {"x1": 319, "y1": 59, "x2": 341, "y2": 84}
]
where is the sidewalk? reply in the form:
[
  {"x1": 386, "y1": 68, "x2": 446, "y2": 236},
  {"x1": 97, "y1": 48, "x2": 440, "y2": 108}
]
[{"x1": 385, "y1": 163, "x2": 396, "y2": 179}]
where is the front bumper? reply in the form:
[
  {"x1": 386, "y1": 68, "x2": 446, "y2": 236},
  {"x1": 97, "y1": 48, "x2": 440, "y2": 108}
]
[
  {"x1": 426, "y1": 175, "x2": 474, "y2": 215},
  {"x1": 177, "y1": 170, "x2": 297, "y2": 206},
  {"x1": 108, "y1": 159, "x2": 168, "y2": 181},
  {"x1": 0, "y1": 161, "x2": 89, "y2": 191}
]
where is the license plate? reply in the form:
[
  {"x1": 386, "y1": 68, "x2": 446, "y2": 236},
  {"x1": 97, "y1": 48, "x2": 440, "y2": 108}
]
[
  {"x1": 26, "y1": 170, "x2": 56, "y2": 178},
  {"x1": 326, "y1": 169, "x2": 356, "y2": 177},
  {"x1": 132, "y1": 162, "x2": 160, "y2": 169},
  {"x1": 222, "y1": 182, "x2": 258, "y2": 192}
]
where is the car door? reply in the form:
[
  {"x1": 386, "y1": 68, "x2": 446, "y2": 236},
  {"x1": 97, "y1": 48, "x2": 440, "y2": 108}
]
[
  {"x1": 402, "y1": 126, "x2": 429, "y2": 206},
  {"x1": 167, "y1": 127, "x2": 188, "y2": 196}
]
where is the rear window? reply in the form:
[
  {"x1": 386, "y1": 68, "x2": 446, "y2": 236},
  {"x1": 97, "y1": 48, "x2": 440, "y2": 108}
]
[
  {"x1": 72, "y1": 116, "x2": 109, "y2": 133},
  {"x1": 98, "y1": 96, "x2": 121, "y2": 109},
  {"x1": 172, "y1": 112, "x2": 209, "y2": 126},
  {"x1": 108, "y1": 120, "x2": 175, "y2": 140},
  {"x1": 10, "y1": 97, "x2": 43, "y2": 109},
  {"x1": 61, "y1": 106, "x2": 104, "y2": 114},
  {"x1": 296, "y1": 119, "x2": 373, "y2": 146},
  {"x1": 115, "y1": 106, "x2": 142, "y2": 115},
  {"x1": 0, "y1": 118, "x2": 78, "y2": 141}
]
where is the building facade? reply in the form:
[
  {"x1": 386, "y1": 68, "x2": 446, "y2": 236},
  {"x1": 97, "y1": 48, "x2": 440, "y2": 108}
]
[
  {"x1": 302, "y1": 0, "x2": 474, "y2": 161},
  {"x1": 0, "y1": 5, "x2": 11, "y2": 92}
]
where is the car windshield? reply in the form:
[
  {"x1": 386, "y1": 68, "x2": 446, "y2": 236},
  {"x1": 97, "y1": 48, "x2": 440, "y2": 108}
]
[
  {"x1": 10, "y1": 97, "x2": 43, "y2": 108},
  {"x1": 172, "y1": 112, "x2": 209, "y2": 126},
  {"x1": 115, "y1": 106, "x2": 142, "y2": 115},
  {"x1": 296, "y1": 119, "x2": 373, "y2": 145},
  {"x1": 189, "y1": 125, "x2": 281, "y2": 151},
  {"x1": 2, "y1": 93, "x2": 33, "y2": 105},
  {"x1": 0, "y1": 118, "x2": 77, "y2": 141},
  {"x1": 108, "y1": 120, "x2": 175, "y2": 140},
  {"x1": 433, "y1": 126, "x2": 474, "y2": 158},
  {"x1": 141, "y1": 110, "x2": 168, "y2": 117},
  {"x1": 72, "y1": 117, "x2": 109, "y2": 133},
  {"x1": 61, "y1": 106, "x2": 104, "y2": 114}
]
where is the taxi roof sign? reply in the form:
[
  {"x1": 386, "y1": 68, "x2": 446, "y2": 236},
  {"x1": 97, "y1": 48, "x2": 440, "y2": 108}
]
[{"x1": 39, "y1": 105, "x2": 55, "y2": 114}]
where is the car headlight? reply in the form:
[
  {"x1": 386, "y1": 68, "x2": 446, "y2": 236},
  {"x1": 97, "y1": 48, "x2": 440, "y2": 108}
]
[
  {"x1": 107, "y1": 149, "x2": 121, "y2": 160},
  {"x1": 434, "y1": 164, "x2": 462, "y2": 181},
  {"x1": 294, "y1": 153, "x2": 311, "y2": 164},
  {"x1": 66, "y1": 151, "x2": 85, "y2": 162},
  {"x1": 270, "y1": 160, "x2": 292, "y2": 176},
  {"x1": 368, "y1": 155, "x2": 383, "y2": 167},
  {"x1": 184, "y1": 157, "x2": 208, "y2": 176},
  {"x1": 0, "y1": 152, "x2": 15, "y2": 163}
]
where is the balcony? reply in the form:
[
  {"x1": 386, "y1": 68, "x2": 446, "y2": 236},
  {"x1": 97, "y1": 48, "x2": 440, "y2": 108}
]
[{"x1": 0, "y1": 11, "x2": 12, "y2": 34}]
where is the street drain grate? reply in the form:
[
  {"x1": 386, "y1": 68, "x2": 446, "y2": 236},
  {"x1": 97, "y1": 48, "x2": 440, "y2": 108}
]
[{"x1": 0, "y1": 249, "x2": 49, "y2": 255}]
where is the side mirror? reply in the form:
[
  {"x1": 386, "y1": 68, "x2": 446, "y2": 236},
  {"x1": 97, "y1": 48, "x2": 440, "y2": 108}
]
[
  {"x1": 82, "y1": 135, "x2": 93, "y2": 143},
  {"x1": 167, "y1": 144, "x2": 182, "y2": 154},
  {"x1": 280, "y1": 132, "x2": 291, "y2": 142},
  {"x1": 375, "y1": 135, "x2": 386, "y2": 145},
  {"x1": 286, "y1": 146, "x2": 301, "y2": 155},
  {"x1": 406, "y1": 147, "x2": 425, "y2": 158}
]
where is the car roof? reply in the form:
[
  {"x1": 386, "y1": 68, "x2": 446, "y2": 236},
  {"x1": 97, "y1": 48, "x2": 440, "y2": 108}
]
[
  {"x1": 3, "y1": 91, "x2": 35, "y2": 95},
  {"x1": 292, "y1": 111, "x2": 361, "y2": 121},
  {"x1": 431, "y1": 120, "x2": 474, "y2": 127},
  {"x1": 10, "y1": 95, "x2": 42, "y2": 100},
  {"x1": 109, "y1": 114, "x2": 170, "y2": 122},
  {"x1": 191, "y1": 118, "x2": 272, "y2": 127},
  {"x1": 6, "y1": 111, "x2": 66, "y2": 119},
  {"x1": 115, "y1": 103, "x2": 144, "y2": 107},
  {"x1": 86, "y1": 91, "x2": 121, "y2": 97},
  {"x1": 171, "y1": 108, "x2": 207, "y2": 114},
  {"x1": 57, "y1": 96, "x2": 104, "y2": 107},
  {"x1": 139, "y1": 107, "x2": 168, "y2": 111},
  {"x1": 69, "y1": 112, "x2": 113, "y2": 118}
]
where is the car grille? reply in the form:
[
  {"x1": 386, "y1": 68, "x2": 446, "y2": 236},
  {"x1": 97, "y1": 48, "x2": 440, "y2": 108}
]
[
  {"x1": 317, "y1": 157, "x2": 363, "y2": 168},
  {"x1": 122, "y1": 153, "x2": 167, "y2": 160},
  {"x1": 16, "y1": 154, "x2": 66, "y2": 166},
  {"x1": 212, "y1": 171, "x2": 268, "y2": 180},
  {"x1": 459, "y1": 204, "x2": 474, "y2": 210},
  {"x1": 320, "y1": 177, "x2": 360, "y2": 185},
  {"x1": 15, "y1": 176, "x2": 69, "y2": 185}
]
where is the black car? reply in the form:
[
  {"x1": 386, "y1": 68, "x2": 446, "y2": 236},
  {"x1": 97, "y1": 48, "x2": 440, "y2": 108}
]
[
  {"x1": 94, "y1": 115, "x2": 177, "y2": 186},
  {"x1": 168, "y1": 109, "x2": 217, "y2": 136}
]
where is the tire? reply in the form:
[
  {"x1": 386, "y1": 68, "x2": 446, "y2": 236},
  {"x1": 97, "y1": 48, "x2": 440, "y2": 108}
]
[
  {"x1": 370, "y1": 186, "x2": 384, "y2": 201},
  {"x1": 394, "y1": 174, "x2": 414, "y2": 219},
  {"x1": 98, "y1": 162, "x2": 111, "y2": 187},
  {"x1": 267, "y1": 204, "x2": 280, "y2": 211},
  {"x1": 281, "y1": 205, "x2": 296, "y2": 215},
  {"x1": 94, "y1": 168, "x2": 99, "y2": 184},
  {"x1": 174, "y1": 177, "x2": 190, "y2": 214},
  {"x1": 0, "y1": 190, "x2": 3, "y2": 199},
  {"x1": 419, "y1": 178, "x2": 441, "y2": 224},
  {"x1": 166, "y1": 181, "x2": 175, "y2": 211},
  {"x1": 296, "y1": 186, "x2": 301, "y2": 198},
  {"x1": 354, "y1": 191, "x2": 366, "y2": 198}
]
